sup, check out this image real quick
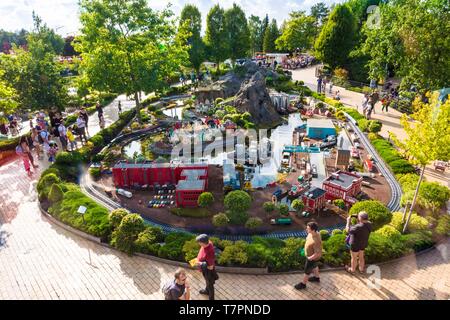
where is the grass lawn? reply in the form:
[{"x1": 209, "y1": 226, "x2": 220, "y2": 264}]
[{"x1": 170, "y1": 207, "x2": 213, "y2": 218}]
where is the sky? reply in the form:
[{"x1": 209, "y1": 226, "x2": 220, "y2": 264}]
[{"x1": 0, "y1": 0, "x2": 344, "y2": 37}]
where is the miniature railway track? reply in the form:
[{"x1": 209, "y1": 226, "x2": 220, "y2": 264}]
[{"x1": 344, "y1": 114, "x2": 402, "y2": 212}]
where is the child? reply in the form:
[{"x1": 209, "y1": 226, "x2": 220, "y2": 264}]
[
  {"x1": 99, "y1": 114, "x2": 105, "y2": 129},
  {"x1": 67, "y1": 126, "x2": 77, "y2": 151},
  {"x1": 48, "y1": 141, "x2": 58, "y2": 163},
  {"x1": 16, "y1": 144, "x2": 32, "y2": 175}
]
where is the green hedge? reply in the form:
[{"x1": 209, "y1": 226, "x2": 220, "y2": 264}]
[{"x1": 371, "y1": 138, "x2": 415, "y2": 174}]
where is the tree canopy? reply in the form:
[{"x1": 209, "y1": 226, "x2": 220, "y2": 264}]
[
  {"x1": 276, "y1": 11, "x2": 316, "y2": 52},
  {"x1": 263, "y1": 19, "x2": 280, "y2": 53},
  {"x1": 179, "y1": 4, "x2": 204, "y2": 74},
  {"x1": 224, "y1": 3, "x2": 250, "y2": 63},
  {"x1": 204, "y1": 4, "x2": 228, "y2": 69},
  {"x1": 248, "y1": 15, "x2": 264, "y2": 56}
]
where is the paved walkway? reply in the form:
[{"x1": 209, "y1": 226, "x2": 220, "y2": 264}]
[{"x1": 291, "y1": 67, "x2": 450, "y2": 187}]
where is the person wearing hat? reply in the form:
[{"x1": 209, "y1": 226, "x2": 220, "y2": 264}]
[
  {"x1": 195, "y1": 234, "x2": 218, "y2": 300},
  {"x1": 345, "y1": 211, "x2": 372, "y2": 274}
]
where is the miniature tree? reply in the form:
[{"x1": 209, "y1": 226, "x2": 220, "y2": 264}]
[
  {"x1": 291, "y1": 199, "x2": 305, "y2": 214},
  {"x1": 198, "y1": 192, "x2": 214, "y2": 208},
  {"x1": 48, "y1": 184, "x2": 64, "y2": 204},
  {"x1": 224, "y1": 190, "x2": 252, "y2": 213},
  {"x1": 263, "y1": 201, "x2": 276, "y2": 213},
  {"x1": 391, "y1": 94, "x2": 450, "y2": 233},
  {"x1": 245, "y1": 217, "x2": 263, "y2": 229},
  {"x1": 333, "y1": 199, "x2": 346, "y2": 210},
  {"x1": 278, "y1": 204, "x2": 290, "y2": 216},
  {"x1": 212, "y1": 213, "x2": 229, "y2": 227}
]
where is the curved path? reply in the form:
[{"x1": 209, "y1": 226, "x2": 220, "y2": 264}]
[{"x1": 0, "y1": 159, "x2": 449, "y2": 299}]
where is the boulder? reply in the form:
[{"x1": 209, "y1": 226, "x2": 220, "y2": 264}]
[
  {"x1": 233, "y1": 72, "x2": 282, "y2": 126},
  {"x1": 195, "y1": 73, "x2": 242, "y2": 103}
]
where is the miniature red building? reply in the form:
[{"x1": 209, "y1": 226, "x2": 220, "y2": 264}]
[
  {"x1": 322, "y1": 170, "x2": 362, "y2": 205},
  {"x1": 302, "y1": 187, "x2": 327, "y2": 213},
  {"x1": 112, "y1": 161, "x2": 208, "y2": 207}
]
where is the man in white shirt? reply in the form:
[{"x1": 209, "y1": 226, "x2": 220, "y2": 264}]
[
  {"x1": 58, "y1": 122, "x2": 68, "y2": 151},
  {"x1": 76, "y1": 115, "x2": 88, "y2": 145}
]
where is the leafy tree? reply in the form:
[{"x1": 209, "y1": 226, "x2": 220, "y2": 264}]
[
  {"x1": 263, "y1": 19, "x2": 279, "y2": 53},
  {"x1": 349, "y1": 200, "x2": 392, "y2": 230},
  {"x1": 204, "y1": 4, "x2": 228, "y2": 71},
  {"x1": 245, "y1": 217, "x2": 263, "y2": 229},
  {"x1": 111, "y1": 213, "x2": 145, "y2": 254},
  {"x1": 224, "y1": 3, "x2": 250, "y2": 64},
  {"x1": 48, "y1": 184, "x2": 64, "y2": 204},
  {"x1": 179, "y1": 4, "x2": 204, "y2": 75},
  {"x1": 212, "y1": 212, "x2": 229, "y2": 227},
  {"x1": 62, "y1": 36, "x2": 79, "y2": 56},
  {"x1": 314, "y1": 4, "x2": 357, "y2": 69},
  {"x1": 248, "y1": 15, "x2": 264, "y2": 56},
  {"x1": 361, "y1": 0, "x2": 450, "y2": 91},
  {"x1": 278, "y1": 203, "x2": 290, "y2": 216},
  {"x1": 310, "y1": 2, "x2": 330, "y2": 27},
  {"x1": 275, "y1": 11, "x2": 316, "y2": 52},
  {"x1": 291, "y1": 199, "x2": 304, "y2": 213},
  {"x1": 391, "y1": 93, "x2": 450, "y2": 233},
  {"x1": 224, "y1": 190, "x2": 252, "y2": 213},
  {"x1": 197, "y1": 191, "x2": 214, "y2": 208},
  {"x1": 263, "y1": 201, "x2": 276, "y2": 212},
  {"x1": 0, "y1": 69, "x2": 18, "y2": 115},
  {"x1": 76, "y1": 0, "x2": 189, "y2": 122},
  {"x1": 0, "y1": 29, "x2": 29, "y2": 53},
  {"x1": 333, "y1": 199, "x2": 346, "y2": 210},
  {"x1": 29, "y1": 12, "x2": 64, "y2": 54},
  {"x1": 109, "y1": 209, "x2": 129, "y2": 229}
]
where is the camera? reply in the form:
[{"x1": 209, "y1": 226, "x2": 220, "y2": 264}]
[{"x1": 351, "y1": 214, "x2": 358, "y2": 218}]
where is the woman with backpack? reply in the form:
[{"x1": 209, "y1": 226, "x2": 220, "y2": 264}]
[{"x1": 31, "y1": 128, "x2": 43, "y2": 160}]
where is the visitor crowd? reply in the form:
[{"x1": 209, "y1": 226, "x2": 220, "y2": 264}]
[
  {"x1": 15, "y1": 103, "x2": 105, "y2": 175},
  {"x1": 282, "y1": 54, "x2": 315, "y2": 70}
]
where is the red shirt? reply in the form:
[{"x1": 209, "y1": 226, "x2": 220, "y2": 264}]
[{"x1": 197, "y1": 242, "x2": 215, "y2": 267}]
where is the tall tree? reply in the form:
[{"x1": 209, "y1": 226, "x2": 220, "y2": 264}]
[
  {"x1": 0, "y1": 69, "x2": 18, "y2": 115},
  {"x1": 263, "y1": 19, "x2": 279, "y2": 53},
  {"x1": 204, "y1": 4, "x2": 228, "y2": 71},
  {"x1": 62, "y1": 36, "x2": 79, "y2": 56},
  {"x1": 76, "y1": 0, "x2": 189, "y2": 122},
  {"x1": 179, "y1": 4, "x2": 204, "y2": 75},
  {"x1": 224, "y1": 3, "x2": 250, "y2": 64},
  {"x1": 29, "y1": 12, "x2": 64, "y2": 55},
  {"x1": 314, "y1": 4, "x2": 357, "y2": 69},
  {"x1": 275, "y1": 11, "x2": 316, "y2": 52},
  {"x1": 392, "y1": 93, "x2": 450, "y2": 233},
  {"x1": 310, "y1": 2, "x2": 330, "y2": 27},
  {"x1": 362, "y1": 0, "x2": 450, "y2": 92},
  {"x1": 0, "y1": 14, "x2": 67, "y2": 111},
  {"x1": 248, "y1": 15, "x2": 263, "y2": 56}
]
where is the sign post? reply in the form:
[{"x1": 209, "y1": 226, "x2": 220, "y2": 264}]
[{"x1": 77, "y1": 205, "x2": 93, "y2": 266}]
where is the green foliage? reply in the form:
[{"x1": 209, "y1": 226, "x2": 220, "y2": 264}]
[
  {"x1": 314, "y1": 4, "x2": 357, "y2": 69},
  {"x1": 37, "y1": 173, "x2": 61, "y2": 201},
  {"x1": 331, "y1": 229, "x2": 343, "y2": 236},
  {"x1": 212, "y1": 213, "x2": 229, "y2": 227},
  {"x1": 218, "y1": 241, "x2": 248, "y2": 266},
  {"x1": 111, "y1": 214, "x2": 145, "y2": 254},
  {"x1": 419, "y1": 182, "x2": 450, "y2": 212},
  {"x1": 278, "y1": 204, "x2": 290, "y2": 216},
  {"x1": 224, "y1": 190, "x2": 252, "y2": 213},
  {"x1": 226, "y1": 210, "x2": 249, "y2": 225},
  {"x1": 401, "y1": 231, "x2": 434, "y2": 252},
  {"x1": 375, "y1": 225, "x2": 402, "y2": 240},
  {"x1": 371, "y1": 138, "x2": 415, "y2": 174},
  {"x1": 263, "y1": 201, "x2": 276, "y2": 212},
  {"x1": 333, "y1": 199, "x2": 346, "y2": 210},
  {"x1": 204, "y1": 5, "x2": 228, "y2": 67},
  {"x1": 170, "y1": 207, "x2": 211, "y2": 218},
  {"x1": 365, "y1": 233, "x2": 406, "y2": 264},
  {"x1": 368, "y1": 132, "x2": 379, "y2": 141},
  {"x1": 435, "y1": 215, "x2": 450, "y2": 236},
  {"x1": 263, "y1": 19, "x2": 279, "y2": 53},
  {"x1": 368, "y1": 120, "x2": 382, "y2": 133},
  {"x1": 224, "y1": 4, "x2": 250, "y2": 63},
  {"x1": 357, "y1": 118, "x2": 369, "y2": 131},
  {"x1": 158, "y1": 232, "x2": 195, "y2": 261},
  {"x1": 197, "y1": 192, "x2": 214, "y2": 208},
  {"x1": 349, "y1": 200, "x2": 392, "y2": 230},
  {"x1": 322, "y1": 234, "x2": 350, "y2": 266},
  {"x1": 276, "y1": 12, "x2": 316, "y2": 52},
  {"x1": 48, "y1": 189, "x2": 111, "y2": 238},
  {"x1": 398, "y1": 173, "x2": 420, "y2": 192},
  {"x1": 245, "y1": 217, "x2": 263, "y2": 229},
  {"x1": 89, "y1": 167, "x2": 101, "y2": 180},
  {"x1": 182, "y1": 239, "x2": 200, "y2": 262},
  {"x1": 179, "y1": 4, "x2": 205, "y2": 73},
  {"x1": 291, "y1": 199, "x2": 304, "y2": 212},
  {"x1": 270, "y1": 237, "x2": 306, "y2": 272},
  {"x1": 319, "y1": 229, "x2": 330, "y2": 241},
  {"x1": 48, "y1": 184, "x2": 64, "y2": 204},
  {"x1": 109, "y1": 209, "x2": 129, "y2": 230},
  {"x1": 248, "y1": 15, "x2": 264, "y2": 56},
  {"x1": 134, "y1": 226, "x2": 164, "y2": 255}
]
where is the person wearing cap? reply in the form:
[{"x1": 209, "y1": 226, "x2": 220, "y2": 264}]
[
  {"x1": 195, "y1": 234, "x2": 218, "y2": 300},
  {"x1": 345, "y1": 211, "x2": 372, "y2": 274}
]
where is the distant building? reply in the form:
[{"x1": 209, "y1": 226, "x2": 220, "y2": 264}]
[
  {"x1": 306, "y1": 118, "x2": 336, "y2": 140},
  {"x1": 322, "y1": 170, "x2": 362, "y2": 205},
  {"x1": 112, "y1": 162, "x2": 208, "y2": 207},
  {"x1": 302, "y1": 187, "x2": 327, "y2": 213}
]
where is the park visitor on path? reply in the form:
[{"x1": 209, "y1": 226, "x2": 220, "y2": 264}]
[
  {"x1": 195, "y1": 234, "x2": 218, "y2": 300},
  {"x1": 345, "y1": 211, "x2": 372, "y2": 274},
  {"x1": 31, "y1": 127, "x2": 42, "y2": 160},
  {"x1": 76, "y1": 113, "x2": 88, "y2": 145},
  {"x1": 163, "y1": 268, "x2": 191, "y2": 300},
  {"x1": 295, "y1": 221, "x2": 323, "y2": 290},
  {"x1": 80, "y1": 107, "x2": 90, "y2": 137},
  {"x1": 58, "y1": 122, "x2": 68, "y2": 152}
]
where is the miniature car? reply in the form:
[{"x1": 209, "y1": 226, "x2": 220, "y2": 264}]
[
  {"x1": 311, "y1": 164, "x2": 318, "y2": 178},
  {"x1": 117, "y1": 188, "x2": 132, "y2": 198}
]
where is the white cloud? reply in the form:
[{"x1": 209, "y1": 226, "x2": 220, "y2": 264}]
[{"x1": 0, "y1": 0, "x2": 344, "y2": 36}]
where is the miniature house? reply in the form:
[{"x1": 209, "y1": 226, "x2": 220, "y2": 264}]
[
  {"x1": 322, "y1": 170, "x2": 362, "y2": 205},
  {"x1": 302, "y1": 187, "x2": 327, "y2": 212},
  {"x1": 112, "y1": 161, "x2": 208, "y2": 207},
  {"x1": 306, "y1": 119, "x2": 336, "y2": 139}
]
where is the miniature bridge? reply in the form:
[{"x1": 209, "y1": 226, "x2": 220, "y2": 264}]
[{"x1": 283, "y1": 145, "x2": 321, "y2": 153}]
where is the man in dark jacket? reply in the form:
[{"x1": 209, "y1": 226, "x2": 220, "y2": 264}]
[
  {"x1": 195, "y1": 234, "x2": 218, "y2": 300},
  {"x1": 345, "y1": 211, "x2": 372, "y2": 274}
]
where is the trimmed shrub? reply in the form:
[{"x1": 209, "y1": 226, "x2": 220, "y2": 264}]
[
  {"x1": 269, "y1": 237, "x2": 306, "y2": 272},
  {"x1": 48, "y1": 184, "x2": 64, "y2": 204},
  {"x1": 158, "y1": 232, "x2": 194, "y2": 261},
  {"x1": 212, "y1": 213, "x2": 230, "y2": 227},
  {"x1": 388, "y1": 159, "x2": 416, "y2": 174},
  {"x1": 319, "y1": 229, "x2": 330, "y2": 241},
  {"x1": 368, "y1": 120, "x2": 382, "y2": 133},
  {"x1": 197, "y1": 192, "x2": 214, "y2": 208},
  {"x1": 263, "y1": 201, "x2": 276, "y2": 212},
  {"x1": 89, "y1": 167, "x2": 101, "y2": 180},
  {"x1": 368, "y1": 132, "x2": 379, "y2": 141},
  {"x1": 333, "y1": 199, "x2": 346, "y2": 210},
  {"x1": 331, "y1": 229, "x2": 343, "y2": 235},
  {"x1": 391, "y1": 211, "x2": 429, "y2": 233},
  {"x1": 322, "y1": 234, "x2": 350, "y2": 266},
  {"x1": 182, "y1": 239, "x2": 200, "y2": 262},
  {"x1": 134, "y1": 227, "x2": 163, "y2": 255},
  {"x1": 224, "y1": 190, "x2": 252, "y2": 213},
  {"x1": 365, "y1": 233, "x2": 405, "y2": 263},
  {"x1": 357, "y1": 118, "x2": 369, "y2": 132},
  {"x1": 55, "y1": 151, "x2": 82, "y2": 166},
  {"x1": 419, "y1": 182, "x2": 450, "y2": 211},
  {"x1": 109, "y1": 209, "x2": 129, "y2": 229},
  {"x1": 37, "y1": 173, "x2": 61, "y2": 201},
  {"x1": 218, "y1": 241, "x2": 248, "y2": 266},
  {"x1": 349, "y1": 200, "x2": 392, "y2": 230},
  {"x1": 291, "y1": 199, "x2": 304, "y2": 212},
  {"x1": 278, "y1": 204, "x2": 290, "y2": 216},
  {"x1": 401, "y1": 231, "x2": 434, "y2": 252},
  {"x1": 226, "y1": 210, "x2": 249, "y2": 225},
  {"x1": 375, "y1": 225, "x2": 402, "y2": 239},
  {"x1": 245, "y1": 217, "x2": 263, "y2": 229},
  {"x1": 398, "y1": 173, "x2": 420, "y2": 192},
  {"x1": 435, "y1": 214, "x2": 450, "y2": 236},
  {"x1": 111, "y1": 214, "x2": 145, "y2": 254}
]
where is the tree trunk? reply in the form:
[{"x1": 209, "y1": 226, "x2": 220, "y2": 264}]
[
  {"x1": 402, "y1": 165, "x2": 425, "y2": 234},
  {"x1": 134, "y1": 91, "x2": 141, "y2": 123}
]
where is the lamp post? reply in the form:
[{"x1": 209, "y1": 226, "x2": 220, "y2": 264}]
[{"x1": 78, "y1": 205, "x2": 93, "y2": 266}]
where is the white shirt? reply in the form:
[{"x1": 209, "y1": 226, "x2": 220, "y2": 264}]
[
  {"x1": 58, "y1": 124, "x2": 67, "y2": 137},
  {"x1": 76, "y1": 117, "x2": 86, "y2": 128}
]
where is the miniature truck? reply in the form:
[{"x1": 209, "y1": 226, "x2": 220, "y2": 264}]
[{"x1": 270, "y1": 218, "x2": 293, "y2": 225}]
